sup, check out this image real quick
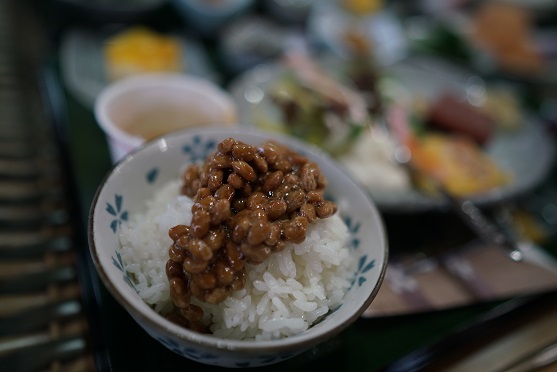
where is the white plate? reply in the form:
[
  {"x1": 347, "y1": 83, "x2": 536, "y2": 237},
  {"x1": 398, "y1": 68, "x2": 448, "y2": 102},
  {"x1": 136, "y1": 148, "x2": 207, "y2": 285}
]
[
  {"x1": 59, "y1": 28, "x2": 220, "y2": 109},
  {"x1": 307, "y1": 0, "x2": 408, "y2": 66},
  {"x1": 229, "y1": 55, "x2": 556, "y2": 213}
]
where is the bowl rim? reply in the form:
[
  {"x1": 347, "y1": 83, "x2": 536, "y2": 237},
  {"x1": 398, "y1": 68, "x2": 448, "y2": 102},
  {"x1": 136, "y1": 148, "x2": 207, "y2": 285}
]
[{"x1": 88, "y1": 125, "x2": 389, "y2": 353}]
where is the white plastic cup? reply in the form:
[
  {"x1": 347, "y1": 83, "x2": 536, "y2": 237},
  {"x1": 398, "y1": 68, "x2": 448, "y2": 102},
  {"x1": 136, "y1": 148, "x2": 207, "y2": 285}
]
[{"x1": 94, "y1": 73, "x2": 238, "y2": 163}]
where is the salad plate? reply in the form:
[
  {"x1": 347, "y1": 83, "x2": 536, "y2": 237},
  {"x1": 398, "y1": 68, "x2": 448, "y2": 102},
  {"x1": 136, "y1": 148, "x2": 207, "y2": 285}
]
[{"x1": 229, "y1": 54, "x2": 556, "y2": 212}]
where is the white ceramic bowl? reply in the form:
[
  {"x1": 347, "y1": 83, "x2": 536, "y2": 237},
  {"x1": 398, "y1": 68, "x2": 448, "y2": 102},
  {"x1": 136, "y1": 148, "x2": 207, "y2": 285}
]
[
  {"x1": 94, "y1": 73, "x2": 237, "y2": 163},
  {"x1": 88, "y1": 126, "x2": 388, "y2": 368}
]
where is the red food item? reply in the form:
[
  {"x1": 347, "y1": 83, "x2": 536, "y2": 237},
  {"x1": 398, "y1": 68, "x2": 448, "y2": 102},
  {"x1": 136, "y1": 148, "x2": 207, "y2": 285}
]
[{"x1": 426, "y1": 91, "x2": 495, "y2": 145}]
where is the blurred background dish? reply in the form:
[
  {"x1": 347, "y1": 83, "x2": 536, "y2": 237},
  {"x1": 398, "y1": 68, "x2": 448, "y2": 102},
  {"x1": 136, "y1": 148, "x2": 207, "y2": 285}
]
[
  {"x1": 103, "y1": 26, "x2": 183, "y2": 82},
  {"x1": 60, "y1": 26, "x2": 219, "y2": 109},
  {"x1": 463, "y1": 1, "x2": 557, "y2": 84},
  {"x1": 349, "y1": 55, "x2": 556, "y2": 212},
  {"x1": 229, "y1": 52, "x2": 370, "y2": 157},
  {"x1": 307, "y1": 0, "x2": 408, "y2": 66},
  {"x1": 230, "y1": 53, "x2": 556, "y2": 212},
  {"x1": 262, "y1": 0, "x2": 312, "y2": 26},
  {"x1": 171, "y1": 0, "x2": 254, "y2": 38},
  {"x1": 94, "y1": 73, "x2": 237, "y2": 163},
  {"x1": 217, "y1": 15, "x2": 302, "y2": 77},
  {"x1": 404, "y1": 0, "x2": 557, "y2": 86}
]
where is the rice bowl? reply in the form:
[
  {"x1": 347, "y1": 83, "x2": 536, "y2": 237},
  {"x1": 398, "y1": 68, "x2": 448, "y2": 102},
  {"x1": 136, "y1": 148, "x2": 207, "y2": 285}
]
[{"x1": 89, "y1": 126, "x2": 387, "y2": 367}]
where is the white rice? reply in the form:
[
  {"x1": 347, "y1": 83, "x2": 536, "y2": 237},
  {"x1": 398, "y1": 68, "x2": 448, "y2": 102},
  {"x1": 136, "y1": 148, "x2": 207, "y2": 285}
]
[{"x1": 118, "y1": 179, "x2": 354, "y2": 341}]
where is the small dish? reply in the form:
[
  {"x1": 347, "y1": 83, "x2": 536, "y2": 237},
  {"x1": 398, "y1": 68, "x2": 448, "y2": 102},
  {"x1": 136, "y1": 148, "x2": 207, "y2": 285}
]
[
  {"x1": 407, "y1": 3, "x2": 557, "y2": 86},
  {"x1": 262, "y1": 0, "x2": 312, "y2": 25},
  {"x1": 59, "y1": 28, "x2": 219, "y2": 109},
  {"x1": 171, "y1": 0, "x2": 255, "y2": 37},
  {"x1": 307, "y1": 0, "x2": 408, "y2": 66},
  {"x1": 88, "y1": 126, "x2": 388, "y2": 367},
  {"x1": 94, "y1": 73, "x2": 237, "y2": 163},
  {"x1": 217, "y1": 16, "x2": 295, "y2": 76}
]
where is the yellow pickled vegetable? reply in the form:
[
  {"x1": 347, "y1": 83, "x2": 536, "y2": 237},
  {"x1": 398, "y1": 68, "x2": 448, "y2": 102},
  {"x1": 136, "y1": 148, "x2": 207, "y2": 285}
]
[
  {"x1": 342, "y1": 0, "x2": 383, "y2": 14},
  {"x1": 104, "y1": 27, "x2": 183, "y2": 81},
  {"x1": 409, "y1": 134, "x2": 510, "y2": 197}
]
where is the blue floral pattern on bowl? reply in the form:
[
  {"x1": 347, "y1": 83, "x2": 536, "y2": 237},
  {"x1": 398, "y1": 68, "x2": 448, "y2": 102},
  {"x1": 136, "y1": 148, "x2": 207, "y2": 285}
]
[
  {"x1": 112, "y1": 250, "x2": 137, "y2": 292},
  {"x1": 182, "y1": 135, "x2": 217, "y2": 163},
  {"x1": 344, "y1": 216, "x2": 361, "y2": 250},
  {"x1": 106, "y1": 194, "x2": 128, "y2": 233},
  {"x1": 146, "y1": 168, "x2": 159, "y2": 184},
  {"x1": 353, "y1": 255, "x2": 375, "y2": 287}
]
